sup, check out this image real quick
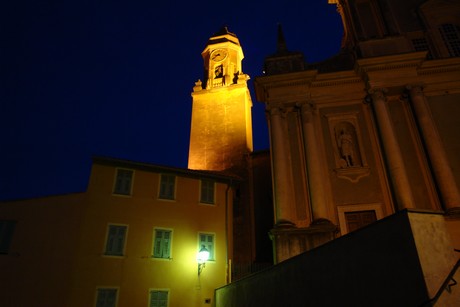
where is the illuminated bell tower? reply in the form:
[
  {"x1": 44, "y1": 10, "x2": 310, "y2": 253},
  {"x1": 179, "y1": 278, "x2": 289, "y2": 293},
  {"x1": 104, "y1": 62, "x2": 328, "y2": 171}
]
[{"x1": 188, "y1": 27, "x2": 253, "y2": 171}]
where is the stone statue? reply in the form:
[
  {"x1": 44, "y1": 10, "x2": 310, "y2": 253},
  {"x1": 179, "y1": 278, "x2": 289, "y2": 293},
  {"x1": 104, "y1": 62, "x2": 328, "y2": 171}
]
[{"x1": 338, "y1": 129, "x2": 354, "y2": 167}]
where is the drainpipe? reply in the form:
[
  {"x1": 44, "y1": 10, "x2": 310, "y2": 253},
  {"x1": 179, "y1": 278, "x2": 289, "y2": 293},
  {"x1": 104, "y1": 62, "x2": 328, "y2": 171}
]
[{"x1": 225, "y1": 180, "x2": 232, "y2": 284}]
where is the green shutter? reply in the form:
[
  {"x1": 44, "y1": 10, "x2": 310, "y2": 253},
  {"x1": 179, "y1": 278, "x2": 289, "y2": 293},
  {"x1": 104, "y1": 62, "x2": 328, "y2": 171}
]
[
  {"x1": 106, "y1": 225, "x2": 126, "y2": 255},
  {"x1": 114, "y1": 169, "x2": 133, "y2": 195},
  {"x1": 200, "y1": 180, "x2": 214, "y2": 204},
  {"x1": 96, "y1": 288, "x2": 117, "y2": 307},
  {"x1": 150, "y1": 290, "x2": 168, "y2": 307},
  {"x1": 153, "y1": 230, "x2": 171, "y2": 258},
  {"x1": 159, "y1": 174, "x2": 175, "y2": 200},
  {"x1": 199, "y1": 233, "x2": 214, "y2": 260},
  {"x1": 154, "y1": 230, "x2": 163, "y2": 258}
]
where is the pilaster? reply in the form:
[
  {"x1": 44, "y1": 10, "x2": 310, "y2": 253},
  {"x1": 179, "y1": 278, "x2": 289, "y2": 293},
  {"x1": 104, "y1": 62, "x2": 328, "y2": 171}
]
[
  {"x1": 407, "y1": 85, "x2": 460, "y2": 214},
  {"x1": 267, "y1": 106, "x2": 296, "y2": 226},
  {"x1": 369, "y1": 88, "x2": 415, "y2": 210},
  {"x1": 300, "y1": 103, "x2": 328, "y2": 221}
]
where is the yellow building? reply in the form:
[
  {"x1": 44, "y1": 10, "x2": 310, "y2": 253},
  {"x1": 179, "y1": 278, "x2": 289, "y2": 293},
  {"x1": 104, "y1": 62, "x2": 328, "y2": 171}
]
[{"x1": 0, "y1": 156, "x2": 236, "y2": 307}]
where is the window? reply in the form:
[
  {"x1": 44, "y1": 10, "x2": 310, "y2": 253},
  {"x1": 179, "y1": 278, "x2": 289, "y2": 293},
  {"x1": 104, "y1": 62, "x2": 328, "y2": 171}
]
[
  {"x1": 159, "y1": 174, "x2": 175, "y2": 200},
  {"x1": 113, "y1": 169, "x2": 133, "y2": 195},
  {"x1": 199, "y1": 233, "x2": 214, "y2": 261},
  {"x1": 96, "y1": 288, "x2": 117, "y2": 307},
  {"x1": 153, "y1": 229, "x2": 172, "y2": 259},
  {"x1": 0, "y1": 220, "x2": 16, "y2": 254},
  {"x1": 412, "y1": 37, "x2": 433, "y2": 59},
  {"x1": 105, "y1": 225, "x2": 127, "y2": 256},
  {"x1": 345, "y1": 210, "x2": 377, "y2": 232},
  {"x1": 149, "y1": 290, "x2": 169, "y2": 307},
  {"x1": 337, "y1": 204, "x2": 383, "y2": 235},
  {"x1": 200, "y1": 179, "x2": 215, "y2": 204},
  {"x1": 440, "y1": 23, "x2": 460, "y2": 57}
]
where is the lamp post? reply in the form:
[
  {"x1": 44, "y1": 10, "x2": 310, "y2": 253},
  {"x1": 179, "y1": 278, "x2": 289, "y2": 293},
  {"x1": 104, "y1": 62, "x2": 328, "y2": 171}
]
[{"x1": 197, "y1": 245, "x2": 210, "y2": 276}]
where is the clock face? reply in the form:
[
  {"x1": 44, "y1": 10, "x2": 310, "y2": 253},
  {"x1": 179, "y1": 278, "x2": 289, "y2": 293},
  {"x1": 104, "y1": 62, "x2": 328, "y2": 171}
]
[{"x1": 211, "y1": 49, "x2": 228, "y2": 62}]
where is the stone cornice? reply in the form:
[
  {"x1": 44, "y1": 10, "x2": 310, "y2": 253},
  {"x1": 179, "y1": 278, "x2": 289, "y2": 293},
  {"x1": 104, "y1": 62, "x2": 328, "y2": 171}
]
[
  {"x1": 254, "y1": 68, "x2": 366, "y2": 103},
  {"x1": 254, "y1": 69, "x2": 317, "y2": 89},
  {"x1": 356, "y1": 51, "x2": 427, "y2": 75},
  {"x1": 418, "y1": 57, "x2": 460, "y2": 76},
  {"x1": 311, "y1": 71, "x2": 362, "y2": 88}
]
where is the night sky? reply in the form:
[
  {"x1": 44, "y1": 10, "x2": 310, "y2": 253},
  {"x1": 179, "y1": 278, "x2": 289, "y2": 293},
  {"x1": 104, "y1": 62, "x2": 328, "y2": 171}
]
[{"x1": 1, "y1": 0, "x2": 343, "y2": 201}]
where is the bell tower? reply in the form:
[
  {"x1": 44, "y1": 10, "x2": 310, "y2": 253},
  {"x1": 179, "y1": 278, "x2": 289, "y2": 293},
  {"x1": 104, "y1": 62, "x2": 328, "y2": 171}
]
[{"x1": 188, "y1": 27, "x2": 253, "y2": 171}]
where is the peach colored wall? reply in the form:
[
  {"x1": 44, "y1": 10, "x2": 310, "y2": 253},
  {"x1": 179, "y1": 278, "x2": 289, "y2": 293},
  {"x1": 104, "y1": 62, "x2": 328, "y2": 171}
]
[
  {"x1": 0, "y1": 193, "x2": 86, "y2": 307},
  {"x1": 69, "y1": 163, "x2": 232, "y2": 307},
  {"x1": 0, "y1": 162, "x2": 232, "y2": 307}
]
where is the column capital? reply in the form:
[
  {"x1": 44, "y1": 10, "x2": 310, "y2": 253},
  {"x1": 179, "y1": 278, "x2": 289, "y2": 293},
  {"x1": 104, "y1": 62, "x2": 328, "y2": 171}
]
[
  {"x1": 299, "y1": 101, "x2": 316, "y2": 113},
  {"x1": 368, "y1": 87, "x2": 388, "y2": 95},
  {"x1": 368, "y1": 88, "x2": 388, "y2": 101},
  {"x1": 406, "y1": 84, "x2": 425, "y2": 96},
  {"x1": 267, "y1": 106, "x2": 283, "y2": 116}
]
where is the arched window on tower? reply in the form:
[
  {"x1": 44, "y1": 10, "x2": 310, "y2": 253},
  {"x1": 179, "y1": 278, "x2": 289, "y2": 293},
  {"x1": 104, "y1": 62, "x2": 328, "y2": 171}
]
[{"x1": 439, "y1": 23, "x2": 460, "y2": 57}]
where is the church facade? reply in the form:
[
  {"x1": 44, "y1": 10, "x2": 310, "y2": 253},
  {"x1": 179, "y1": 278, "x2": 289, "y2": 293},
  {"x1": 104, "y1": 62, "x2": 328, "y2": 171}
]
[{"x1": 255, "y1": 0, "x2": 460, "y2": 263}]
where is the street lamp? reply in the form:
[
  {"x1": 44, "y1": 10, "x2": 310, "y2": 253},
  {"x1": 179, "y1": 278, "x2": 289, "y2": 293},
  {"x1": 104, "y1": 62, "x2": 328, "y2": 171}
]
[{"x1": 197, "y1": 245, "x2": 210, "y2": 276}]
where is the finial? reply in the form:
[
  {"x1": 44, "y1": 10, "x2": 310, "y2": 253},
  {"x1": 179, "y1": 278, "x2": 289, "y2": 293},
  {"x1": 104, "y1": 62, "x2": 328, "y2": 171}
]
[{"x1": 277, "y1": 23, "x2": 288, "y2": 53}]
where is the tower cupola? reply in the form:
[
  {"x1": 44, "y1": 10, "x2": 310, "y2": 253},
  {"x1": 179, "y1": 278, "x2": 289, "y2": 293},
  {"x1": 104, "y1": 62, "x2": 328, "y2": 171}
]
[{"x1": 200, "y1": 27, "x2": 248, "y2": 89}]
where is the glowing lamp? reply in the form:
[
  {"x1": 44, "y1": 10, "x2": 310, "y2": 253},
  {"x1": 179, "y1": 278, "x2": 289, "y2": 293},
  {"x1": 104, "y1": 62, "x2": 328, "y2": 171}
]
[{"x1": 197, "y1": 245, "x2": 210, "y2": 276}]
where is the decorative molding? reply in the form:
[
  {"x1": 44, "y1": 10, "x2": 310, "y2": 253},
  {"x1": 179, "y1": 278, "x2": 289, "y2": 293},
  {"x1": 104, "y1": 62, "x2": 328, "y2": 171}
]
[
  {"x1": 311, "y1": 77, "x2": 362, "y2": 88},
  {"x1": 418, "y1": 64, "x2": 460, "y2": 76},
  {"x1": 333, "y1": 166, "x2": 371, "y2": 183}
]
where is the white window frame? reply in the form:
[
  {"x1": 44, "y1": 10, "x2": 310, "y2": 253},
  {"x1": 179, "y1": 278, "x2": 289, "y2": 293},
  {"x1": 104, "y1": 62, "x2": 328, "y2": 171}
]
[
  {"x1": 113, "y1": 168, "x2": 134, "y2": 196},
  {"x1": 200, "y1": 179, "x2": 215, "y2": 205},
  {"x1": 337, "y1": 203, "x2": 384, "y2": 235},
  {"x1": 152, "y1": 228, "x2": 173, "y2": 260},
  {"x1": 198, "y1": 232, "x2": 215, "y2": 261},
  {"x1": 103, "y1": 224, "x2": 128, "y2": 257},
  {"x1": 95, "y1": 287, "x2": 119, "y2": 307},
  {"x1": 148, "y1": 288, "x2": 169, "y2": 307},
  {"x1": 158, "y1": 174, "x2": 176, "y2": 201}
]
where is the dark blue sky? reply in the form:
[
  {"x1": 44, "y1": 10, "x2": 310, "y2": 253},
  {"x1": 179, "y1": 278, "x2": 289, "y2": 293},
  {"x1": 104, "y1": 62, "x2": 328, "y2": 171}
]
[{"x1": 1, "y1": 0, "x2": 342, "y2": 201}]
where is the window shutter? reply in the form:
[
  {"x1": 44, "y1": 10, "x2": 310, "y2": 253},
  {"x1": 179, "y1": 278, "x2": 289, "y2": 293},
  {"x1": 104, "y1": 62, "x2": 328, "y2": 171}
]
[
  {"x1": 116, "y1": 226, "x2": 126, "y2": 254},
  {"x1": 106, "y1": 225, "x2": 126, "y2": 255},
  {"x1": 114, "y1": 169, "x2": 133, "y2": 195},
  {"x1": 199, "y1": 233, "x2": 214, "y2": 260},
  {"x1": 159, "y1": 175, "x2": 175, "y2": 200},
  {"x1": 96, "y1": 288, "x2": 117, "y2": 307},
  {"x1": 154, "y1": 230, "x2": 171, "y2": 258},
  {"x1": 154, "y1": 231, "x2": 163, "y2": 258},
  {"x1": 200, "y1": 180, "x2": 214, "y2": 204},
  {"x1": 163, "y1": 231, "x2": 170, "y2": 258},
  {"x1": 150, "y1": 290, "x2": 168, "y2": 307}
]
